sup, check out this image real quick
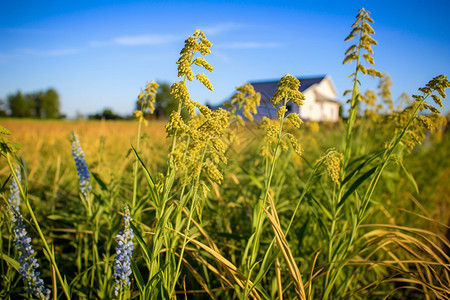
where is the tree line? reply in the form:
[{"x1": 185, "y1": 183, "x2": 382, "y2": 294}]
[
  {"x1": 0, "y1": 83, "x2": 188, "y2": 119},
  {"x1": 0, "y1": 88, "x2": 62, "y2": 118}
]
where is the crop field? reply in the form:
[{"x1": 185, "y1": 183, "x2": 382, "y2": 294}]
[{"x1": 1, "y1": 8, "x2": 450, "y2": 300}]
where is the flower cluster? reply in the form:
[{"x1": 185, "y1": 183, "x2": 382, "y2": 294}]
[
  {"x1": 114, "y1": 206, "x2": 134, "y2": 296},
  {"x1": 136, "y1": 79, "x2": 159, "y2": 119},
  {"x1": 8, "y1": 168, "x2": 51, "y2": 300},
  {"x1": 271, "y1": 74, "x2": 305, "y2": 107},
  {"x1": 389, "y1": 75, "x2": 450, "y2": 149},
  {"x1": 184, "y1": 108, "x2": 230, "y2": 184},
  {"x1": 9, "y1": 166, "x2": 21, "y2": 217},
  {"x1": 226, "y1": 83, "x2": 261, "y2": 122},
  {"x1": 342, "y1": 8, "x2": 382, "y2": 78},
  {"x1": 316, "y1": 149, "x2": 344, "y2": 184},
  {"x1": 171, "y1": 30, "x2": 214, "y2": 117},
  {"x1": 259, "y1": 75, "x2": 305, "y2": 159},
  {"x1": 71, "y1": 132, "x2": 91, "y2": 198},
  {"x1": 166, "y1": 31, "x2": 232, "y2": 185}
]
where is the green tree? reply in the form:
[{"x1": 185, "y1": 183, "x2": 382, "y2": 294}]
[
  {"x1": 88, "y1": 108, "x2": 123, "y2": 120},
  {"x1": 7, "y1": 89, "x2": 60, "y2": 118},
  {"x1": 0, "y1": 99, "x2": 7, "y2": 117},
  {"x1": 41, "y1": 88, "x2": 60, "y2": 118},
  {"x1": 155, "y1": 83, "x2": 177, "y2": 117},
  {"x1": 8, "y1": 91, "x2": 34, "y2": 117}
]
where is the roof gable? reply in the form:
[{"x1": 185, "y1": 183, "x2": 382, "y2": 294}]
[{"x1": 250, "y1": 75, "x2": 326, "y2": 101}]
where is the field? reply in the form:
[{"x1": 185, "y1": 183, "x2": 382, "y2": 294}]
[{"x1": 2, "y1": 8, "x2": 450, "y2": 300}]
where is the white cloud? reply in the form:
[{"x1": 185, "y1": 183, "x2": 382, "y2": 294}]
[
  {"x1": 201, "y1": 22, "x2": 242, "y2": 36},
  {"x1": 18, "y1": 48, "x2": 78, "y2": 56},
  {"x1": 114, "y1": 34, "x2": 179, "y2": 45},
  {"x1": 218, "y1": 42, "x2": 282, "y2": 49},
  {"x1": 91, "y1": 34, "x2": 179, "y2": 47}
]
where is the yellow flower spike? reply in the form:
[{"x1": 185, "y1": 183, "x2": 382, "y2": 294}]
[
  {"x1": 230, "y1": 83, "x2": 261, "y2": 121},
  {"x1": 286, "y1": 113, "x2": 303, "y2": 128},
  {"x1": 271, "y1": 74, "x2": 305, "y2": 107},
  {"x1": 316, "y1": 149, "x2": 343, "y2": 184},
  {"x1": 343, "y1": 8, "x2": 382, "y2": 78},
  {"x1": 137, "y1": 79, "x2": 159, "y2": 114},
  {"x1": 192, "y1": 57, "x2": 214, "y2": 72},
  {"x1": 204, "y1": 163, "x2": 223, "y2": 184},
  {"x1": 166, "y1": 111, "x2": 185, "y2": 137},
  {"x1": 286, "y1": 133, "x2": 303, "y2": 156},
  {"x1": 195, "y1": 103, "x2": 212, "y2": 116},
  {"x1": 280, "y1": 139, "x2": 289, "y2": 151},
  {"x1": 196, "y1": 73, "x2": 214, "y2": 91},
  {"x1": 243, "y1": 107, "x2": 253, "y2": 122},
  {"x1": 277, "y1": 106, "x2": 287, "y2": 120},
  {"x1": 266, "y1": 125, "x2": 278, "y2": 138},
  {"x1": 134, "y1": 110, "x2": 143, "y2": 119},
  {"x1": 170, "y1": 81, "x2": 192, "y2": 112},
  {"x1": 236, "y1": 115, "x2": 245, "y2": 126}
]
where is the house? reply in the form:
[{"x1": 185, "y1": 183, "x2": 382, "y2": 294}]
[{"x1": 249, "y1": 75, "x2": 341, "y2": 122}]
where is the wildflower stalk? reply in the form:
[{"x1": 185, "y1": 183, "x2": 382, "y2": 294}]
[
  {"x1": 131, "y1": 119, "x2": 142, "y2": 215},
  {"x1": 244, "y1": 75, "x2": 306, "y2": 299},
  {"x1": 170, "y1": 146, "x2": 207, "y2": 296},
  {"x1": 133, "y1": 80, "x2": 158, "y2": 215},
  {"x1": 114, "y1": 206, "x2": 134, "y2": 298},
  {"x1": 248, "y1": 101, "x2": 287, "y2": 268},
  {"x1": 342, "y1": 49, "x2": 360, "y2": 169},
  {"x1": 5, "y1": 153, "x2": 71, "y2": 300},
  {"x1": 341, "y1": 7, "x2": 382, "y2": 175},
  {"x1": 322, "y1": 74, "x2": 449, "y2": 299}
]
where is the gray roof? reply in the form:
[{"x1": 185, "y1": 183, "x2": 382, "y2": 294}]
[{"x1": 250, "y1": 75, "x2": 327, "y2": 101}]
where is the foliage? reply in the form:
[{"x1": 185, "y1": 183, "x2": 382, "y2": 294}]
[
  {"x1": 6, "y1": 88, "x2": 61, "y2": 119},
  {"x1": 88, "y1": 108, "x2": 124, "y2": 120}
]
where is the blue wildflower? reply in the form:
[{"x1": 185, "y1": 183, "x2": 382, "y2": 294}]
[
  {"x1": 71, "y1": 131, "x2": 91, "y2": 198},
  {"x1": 8, "y1": 166, "x2": 21, "y2": 217},
  {"x1": 9, "y1": 168, "x2": 51, "y2": 300},
  {"x1": 114, "y1": 206, "x2": 134, "y2": 296}
]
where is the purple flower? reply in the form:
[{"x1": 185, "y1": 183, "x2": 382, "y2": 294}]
[
  {"x1": 71, "y1": 132, "x2": 91, "y2": 197},
  {"x1": 9, "y1": 167, "x2": 50, "y2": 300},
  {"x1": 114, "y1": 206, "x2": 134, "y2": 296}
]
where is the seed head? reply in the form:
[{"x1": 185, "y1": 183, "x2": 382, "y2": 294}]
[
  {"x1": 316, "y1": 148, "x2": 343, "y2": 184},
  {"x1": 196, "y1": 73, "x2": 214, "y2": 91},
  {"x1": 287, "y1": 113, "x2": 303, "y2": 128},
  {"x1": 165, "y1": 111, "x2": 185, "y2": 137},
  {"x1": 271, "y1": 74, "x2": 305, "y2": 107}
]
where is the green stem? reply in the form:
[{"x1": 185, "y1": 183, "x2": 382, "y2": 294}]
[
  {"x1": 171, "y1": 146, "x2": 208, "y2": 296},
  {"x1": 132, "y1": 118, "x2": 143, "y2": 215},
  {"x1": 342, "y1": 30, "x2": 363, "y2": 178}
]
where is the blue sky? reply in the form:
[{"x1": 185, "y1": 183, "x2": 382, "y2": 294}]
[{"x1": 1, "y1": 0, "x2": 450, "y2": 117}]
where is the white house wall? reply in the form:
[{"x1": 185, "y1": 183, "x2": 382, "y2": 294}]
[
  {"x1": 299, "y1": 78, "x2": 339, "y2": 122},
  {"x1": 317, "y1": 77, "x2": 337, "y2": 99},
  {"x1": 300, "y1": 89, "x2": 318, "y2": 121}
]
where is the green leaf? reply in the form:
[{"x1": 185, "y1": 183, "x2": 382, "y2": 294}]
[
  {"x1": 91, "y1": 172, "x2": 108, "y2": 191},
  {"x1": 131, "y1": 144, "x2": 160, "y2": 207},
  {"x1": 0, "y1": 253, "x2": 20, "y2": 272},
  {"x1": 130, "y1": 222, "x2": 152, "y2": 267},
  {"x1": 342, "y1": 150, "x2": 383, "y2": 185},
  {"x1": 131, "y1": 259, "x2": 146, "y2": 293},
  {"x1": 338, "y1": 166, "x2": 377, "y2": 209},
  {"x1": 248, "y1": 248, "x2": 280, "y2": 298},
  {"x1": 398, "y1": 160, "x2": 419, "y2": 194}
]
